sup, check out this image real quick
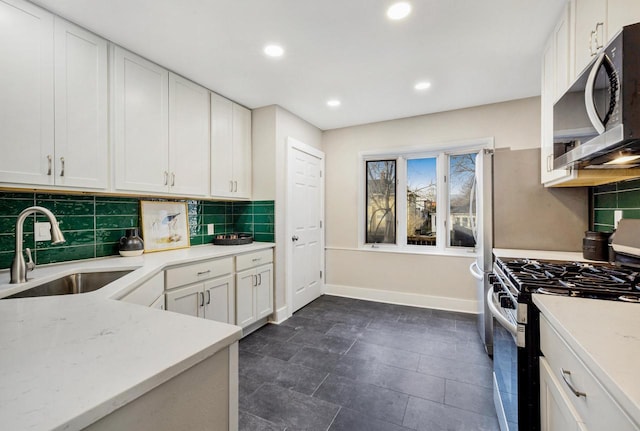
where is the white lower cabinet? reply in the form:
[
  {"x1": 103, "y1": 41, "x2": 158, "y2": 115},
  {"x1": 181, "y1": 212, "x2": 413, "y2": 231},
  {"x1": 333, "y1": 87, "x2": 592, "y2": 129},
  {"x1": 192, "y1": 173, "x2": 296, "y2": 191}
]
[
  {"x1": 165, "y1": 257, "x2": 235, "y2": 325},
  {"x1": 120, "y1": 272, "x2": 164, "y2": 308},
  {"x1": 540, "y1": 315, "x2": 639, "y2": 431},
  {"x1": 166, "y1": 275, "x2": 234, "y2": 324},
  {"x1": 235, "y1": 250, "x2": 273, "y2": 328},
  {"x1": 540, "y1": 357, "x2": 588, "y2": 431}
]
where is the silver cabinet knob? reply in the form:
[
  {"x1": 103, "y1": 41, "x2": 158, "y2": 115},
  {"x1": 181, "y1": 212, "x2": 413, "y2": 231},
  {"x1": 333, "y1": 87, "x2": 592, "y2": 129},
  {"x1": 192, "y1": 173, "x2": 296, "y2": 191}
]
[{"x1": 292, "y1": 235, "x2": 299, "y2": 242}]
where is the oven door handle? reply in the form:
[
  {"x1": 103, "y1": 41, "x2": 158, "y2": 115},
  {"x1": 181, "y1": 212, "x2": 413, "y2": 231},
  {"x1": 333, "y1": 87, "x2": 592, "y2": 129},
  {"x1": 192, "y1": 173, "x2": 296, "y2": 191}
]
[
  {"x1": 487, "y1": 286, "x2": 518, "y2": 337},
  {"x1": 469, "y1": 261, "x2": 484, "y2": 281}
]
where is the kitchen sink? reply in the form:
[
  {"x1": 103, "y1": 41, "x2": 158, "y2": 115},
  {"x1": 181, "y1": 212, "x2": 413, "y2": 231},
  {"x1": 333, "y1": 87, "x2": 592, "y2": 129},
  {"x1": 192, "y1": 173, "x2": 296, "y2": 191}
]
[{"x1": 3, "y1": 270, "x2": 133, "y2": 299}]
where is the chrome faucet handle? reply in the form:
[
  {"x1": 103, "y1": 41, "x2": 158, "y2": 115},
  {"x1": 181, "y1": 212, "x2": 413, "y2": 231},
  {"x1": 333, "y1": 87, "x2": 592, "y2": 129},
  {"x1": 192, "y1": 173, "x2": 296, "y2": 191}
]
[{"x1": 25, "y1": 248, "x2": 35, "y2": 272}]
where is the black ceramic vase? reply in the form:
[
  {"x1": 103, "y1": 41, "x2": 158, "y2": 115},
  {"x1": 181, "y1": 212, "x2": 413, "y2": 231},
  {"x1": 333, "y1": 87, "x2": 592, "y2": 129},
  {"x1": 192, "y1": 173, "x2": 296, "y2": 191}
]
[{"x1": 119, "y1": 228, "x2": 144, "y2": 257}]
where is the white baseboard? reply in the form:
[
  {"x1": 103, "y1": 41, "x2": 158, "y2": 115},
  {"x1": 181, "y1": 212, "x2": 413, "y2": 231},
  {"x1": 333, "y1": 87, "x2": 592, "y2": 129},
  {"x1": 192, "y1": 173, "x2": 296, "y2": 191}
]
[
  {"x1": 268, "y1": 305, "x2": 291, "y2": 325},
  {"x1": 324, "y1": 283, "x2": 479, "y2": 314}
]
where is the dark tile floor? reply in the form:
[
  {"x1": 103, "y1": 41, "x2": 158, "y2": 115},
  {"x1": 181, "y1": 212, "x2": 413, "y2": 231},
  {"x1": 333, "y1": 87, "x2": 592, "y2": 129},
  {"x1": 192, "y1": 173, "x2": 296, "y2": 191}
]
[{"x1": 238, "y1": 295, "x2": 499, "y2": 431}]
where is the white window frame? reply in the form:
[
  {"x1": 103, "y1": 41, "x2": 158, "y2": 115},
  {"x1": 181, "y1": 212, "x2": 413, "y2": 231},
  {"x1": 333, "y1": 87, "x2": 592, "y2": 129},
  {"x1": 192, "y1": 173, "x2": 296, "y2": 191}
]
[{"x1": 359, "y1": 138, "x2": 493, "y2": 257}]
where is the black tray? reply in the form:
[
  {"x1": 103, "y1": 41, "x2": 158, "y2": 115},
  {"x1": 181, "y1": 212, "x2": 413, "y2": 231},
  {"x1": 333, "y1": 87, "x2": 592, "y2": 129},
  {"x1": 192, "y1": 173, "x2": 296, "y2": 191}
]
[{"x1": 212, "y1": 234, "x2": 253, "y2": 246}]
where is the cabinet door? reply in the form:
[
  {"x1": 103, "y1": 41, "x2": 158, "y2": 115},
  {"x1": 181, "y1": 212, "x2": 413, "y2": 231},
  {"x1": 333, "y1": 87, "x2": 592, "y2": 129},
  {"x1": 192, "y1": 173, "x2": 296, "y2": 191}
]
[
  {"x1": 210, "y1": 92, "x2": 234, "y2": 197},
  {"x1": 232, "y1": 103, "x2": 252, "y2": 199},
  {"x1": 150, "y1": 294, "x2": 165, "y2": 310},
  {"x1": 573, "y1": 0, "x2": 607, "y2": 77},
  {"x1": 608, "y1": 0, "x2": 640, "y2": 38},
  {"x1": 54, "y1": 18, "x2": 108, "y2": 189},
  {"x1": 236, "y1": 269, "x2": 256, "y2": 327},
  {"x1": 203, "y1": 275, "x2": 234, "y2": 324},
  {"x1": 168, "y1": 73, "x2": 210, "y2": 196},
  {"x1": 166, "y1": 283, "x2": 203, "y2": 318},
  {"x1": 113, "y1": 46, "x2": 169, "y2": 193},
  {"x1": 255, "y1": 264, "x2": 273, "y2": 320},
  {"x1": 0, "y1": 0, "x2": 54, "y2": 186},
  {"x1": 540, "y1": 357, "x2": 587, "y2": 431}
]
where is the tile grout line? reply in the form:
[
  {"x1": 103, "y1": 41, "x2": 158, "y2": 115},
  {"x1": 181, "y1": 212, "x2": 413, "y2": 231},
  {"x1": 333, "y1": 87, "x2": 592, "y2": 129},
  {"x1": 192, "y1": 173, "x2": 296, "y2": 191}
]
[{"x1": 324, "y1": 405, "x2": 342, "y2": 431}]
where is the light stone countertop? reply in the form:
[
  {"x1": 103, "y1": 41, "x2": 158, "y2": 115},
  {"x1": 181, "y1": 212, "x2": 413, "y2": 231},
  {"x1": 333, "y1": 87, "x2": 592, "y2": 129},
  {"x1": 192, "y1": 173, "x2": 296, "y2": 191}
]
[
  {"x1": 0, "y1": 242, "x2": 274, "y2": 431},
  {"x1": 533, "y1": 294, "x2": 640, "y2": 426}
]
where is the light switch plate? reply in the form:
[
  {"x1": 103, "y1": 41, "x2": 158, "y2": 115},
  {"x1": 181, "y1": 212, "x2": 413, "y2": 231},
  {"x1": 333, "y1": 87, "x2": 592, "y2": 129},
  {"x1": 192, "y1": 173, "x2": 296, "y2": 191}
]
[
  {"x1": 614, "y1": 210, "x2": 623, "y2": 228},
  {"x1": 207, "y1": 224, "x2": 214, "y2": 235},
  {"x1": 35, "y1": 222, "x2": 51, "y2": 241}
]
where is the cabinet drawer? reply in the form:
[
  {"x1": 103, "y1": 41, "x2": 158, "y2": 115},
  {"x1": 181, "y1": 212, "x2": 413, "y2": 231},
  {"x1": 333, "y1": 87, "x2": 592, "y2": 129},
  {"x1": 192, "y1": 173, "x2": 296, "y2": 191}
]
[
  {"x1": 236, "y1": 249, "x2": 273, "y2": 272},
  {"x1": 121, "y1": 272, "x2": 164, "y2": 307},
  {"x1": 165, "y1": 257, "x2": 233, "y2": 289},
  {"x1": 540, "y1": 315, "x2": 638, "y2": 431}
]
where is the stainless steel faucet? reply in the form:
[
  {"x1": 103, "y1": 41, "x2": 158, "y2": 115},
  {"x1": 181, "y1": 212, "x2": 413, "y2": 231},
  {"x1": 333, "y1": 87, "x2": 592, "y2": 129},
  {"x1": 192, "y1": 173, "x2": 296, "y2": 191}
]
[{"x1": 10, "y1": 206, "x2": 66, "y2": 284}]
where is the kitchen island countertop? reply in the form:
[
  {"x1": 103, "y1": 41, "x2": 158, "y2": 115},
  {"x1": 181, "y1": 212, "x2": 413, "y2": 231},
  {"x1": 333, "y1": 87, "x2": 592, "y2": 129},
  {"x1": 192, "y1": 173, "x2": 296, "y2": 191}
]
[
  {"x1": 533, "y1": 294, "x2": 640, "y2": 426},
  {"x1": 0, "y1": 242, "x2": 274, "y2": 431}
]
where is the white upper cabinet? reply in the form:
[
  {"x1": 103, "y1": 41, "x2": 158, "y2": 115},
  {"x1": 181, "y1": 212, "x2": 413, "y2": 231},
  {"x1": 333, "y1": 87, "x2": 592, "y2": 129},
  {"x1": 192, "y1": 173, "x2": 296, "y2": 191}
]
[
  {"x1": 0, "y1": 0, "x2": 107, "y2": 190},
  {"x1": 54, "y1": 18, "x2": 108, "y2": 189},
  {"x1": 608, "y1": 0, "x2": 640, "y2": 36},
  {"x1": 233, "y1": 103, "x2": 252, "y2": 199},
  {"x1": 113, "y1": 46, "x2": 170, "y2": 194},
  {"x1": 211, "y1": 92, "x2": 252, "y2": 199},
  {"x1": 573, "y1": 0, "x2": 607, "y2": 77},
  {"x1": 0, "y1": 0, "x2": 54, "y2": 185},
  {"x1": 168, "y1": 73, "x2": 210, "y2": 196},
  {"x1": 572, "y1": 0, "x2": 640, "y2": 81}
]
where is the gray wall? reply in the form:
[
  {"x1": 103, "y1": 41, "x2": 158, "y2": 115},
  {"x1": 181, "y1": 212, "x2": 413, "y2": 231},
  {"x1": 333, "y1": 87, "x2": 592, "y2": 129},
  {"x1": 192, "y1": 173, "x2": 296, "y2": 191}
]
[{"x1": 493, "y1": 147, "x2": 588, "y2": 251}]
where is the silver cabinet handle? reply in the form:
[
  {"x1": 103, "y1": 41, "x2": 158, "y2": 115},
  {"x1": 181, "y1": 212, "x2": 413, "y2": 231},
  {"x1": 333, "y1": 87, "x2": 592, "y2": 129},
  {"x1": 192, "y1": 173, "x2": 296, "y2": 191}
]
[
  {"x1": 253, "y1": 275, "x2": 258, "y2": 287},
  {"x1": 234, "y1": 181, "x2": 238, "y2": 192},
  {"x1": 206, "y1": 290, "x2": 211, "y2": 305},
  {"x1": 589, "y1": 30, "x2": 597, "y2": 56},
  {"x1": 258, "y1": 273, "x2": 262, "y2": 285},
  {"x1": 561, "y1": 369, "x2": 587, "y2": 398},
  {"x1": 229, "y1": 181, "x2": 233, "y2": 192},
  {"x1": 197, "y1": 270, "x2": 211, "y2": 276},
  {"x1": 47, "y1": 155, "x2": 52, "y2": 176},
  {"x1": 200, "y1": 292, "x2": 205, "y2": 307},
  {"x1": 164, "y1": 171, "x2": 169, "y2": 185},
  {"x1": 59, "y1": 157, "x2": 65, "y2": 177},
  {"x1": 547, "y1": 154, "x2": 553, "y2": 173},
  {"x1": 171, "y1": 172, "x2": 175, "y2": 187},
  {"x1": 595, "y1": 22, "x2": 604, "y2": 50}
]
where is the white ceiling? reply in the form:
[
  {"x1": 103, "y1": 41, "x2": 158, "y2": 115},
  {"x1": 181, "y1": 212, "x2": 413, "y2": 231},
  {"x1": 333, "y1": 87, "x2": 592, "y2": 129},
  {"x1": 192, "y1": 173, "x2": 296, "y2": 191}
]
[{"x1": 32, "y1": 0, "x2": 566, "y2": 130}]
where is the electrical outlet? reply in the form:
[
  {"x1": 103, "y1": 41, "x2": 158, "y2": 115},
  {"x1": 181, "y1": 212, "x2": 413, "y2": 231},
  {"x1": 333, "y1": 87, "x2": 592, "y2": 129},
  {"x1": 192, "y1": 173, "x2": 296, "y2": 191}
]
[
  {"x1": 35, "y1": 222, "x2": 51, "y2": 241},
  {"x1": 614, "y1": 210, "x2": 623, "y2": 228},
  {"x1": 207, "y1": 224, "x2": 214, "y2": 235}
]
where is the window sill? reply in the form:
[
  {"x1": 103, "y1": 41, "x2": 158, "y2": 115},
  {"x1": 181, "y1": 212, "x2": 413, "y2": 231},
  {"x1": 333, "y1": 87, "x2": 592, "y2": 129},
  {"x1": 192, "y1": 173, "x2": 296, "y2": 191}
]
[{"x1": 325, "y1": 245, "x2": 478, "y2": 258}]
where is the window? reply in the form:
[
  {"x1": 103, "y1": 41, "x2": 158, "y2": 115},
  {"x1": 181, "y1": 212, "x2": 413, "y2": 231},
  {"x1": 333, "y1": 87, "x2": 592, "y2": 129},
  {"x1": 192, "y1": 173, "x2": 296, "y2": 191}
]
[
  {"x1": 363, "y1": 143, "x2": 488, "y2": 253},
  {"x1": 448, "y1": 154, "x2": 477, "y2": 248},
  {"x1": 366, "y1": 160, "x2": 396, "y2": 244},
  {"x1": 407, "y1": 157, "x2": 437, "y2": 246}
]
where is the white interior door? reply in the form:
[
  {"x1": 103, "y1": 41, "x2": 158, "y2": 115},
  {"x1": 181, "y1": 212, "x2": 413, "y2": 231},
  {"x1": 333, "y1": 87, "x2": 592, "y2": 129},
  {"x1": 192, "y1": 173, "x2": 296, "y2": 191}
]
[{"x1": 287, "y1": 139, "x2": 324, "y2": 313}]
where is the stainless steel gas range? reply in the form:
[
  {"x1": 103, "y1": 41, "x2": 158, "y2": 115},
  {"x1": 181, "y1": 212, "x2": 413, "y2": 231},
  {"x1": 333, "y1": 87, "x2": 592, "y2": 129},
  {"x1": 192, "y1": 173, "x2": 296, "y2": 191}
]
[{"x1": 488, "y1": 219, "x2": 640, "y2": 431}]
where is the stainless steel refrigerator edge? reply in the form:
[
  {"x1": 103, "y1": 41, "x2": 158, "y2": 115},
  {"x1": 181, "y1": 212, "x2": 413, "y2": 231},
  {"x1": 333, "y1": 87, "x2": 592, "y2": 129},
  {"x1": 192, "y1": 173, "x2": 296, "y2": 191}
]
[
  {"x1": 472, "y1": 147, "x2": 589, "y2": 357},
  {"x1": 470, "y1": 149, "x2": 494, "y2": 356}
]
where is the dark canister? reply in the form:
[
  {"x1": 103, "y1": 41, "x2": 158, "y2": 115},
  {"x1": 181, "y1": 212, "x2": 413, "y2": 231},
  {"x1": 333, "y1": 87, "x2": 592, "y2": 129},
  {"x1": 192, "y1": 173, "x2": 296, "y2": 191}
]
[
  {"x1": 582, "y1": 231, "x2": 612, "y2": 261},
  {"x1": 119, "y1": 228, "x2": 144, "y2": 257}
]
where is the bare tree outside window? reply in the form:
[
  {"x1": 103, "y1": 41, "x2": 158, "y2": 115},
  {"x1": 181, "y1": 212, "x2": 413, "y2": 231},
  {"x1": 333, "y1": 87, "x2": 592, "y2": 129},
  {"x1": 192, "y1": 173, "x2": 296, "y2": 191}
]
[
  {"x1": 407, "y1": 158, "x2": 437, "y2": 246},
  {"x1": 366, "y1": 160, "x2": 396, "y2": 244},
  {"x1": 449, "y1": 153, "x2": 477, "y2": 247}
]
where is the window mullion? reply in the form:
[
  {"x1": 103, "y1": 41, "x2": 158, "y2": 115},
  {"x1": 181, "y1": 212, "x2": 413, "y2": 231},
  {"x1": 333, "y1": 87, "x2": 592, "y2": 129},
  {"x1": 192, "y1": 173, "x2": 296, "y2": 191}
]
[{"x1": 397, "y1": 157, "x2": 407, "y2": 247}]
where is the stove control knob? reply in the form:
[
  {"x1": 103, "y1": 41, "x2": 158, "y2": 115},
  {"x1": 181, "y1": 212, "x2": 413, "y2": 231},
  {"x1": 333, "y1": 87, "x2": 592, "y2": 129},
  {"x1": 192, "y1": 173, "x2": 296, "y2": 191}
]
[
  {"x1": 500, "y1": 295, "x2": 515, "y2": 309},
  {"x1": 493, "y1": 283, "x2": 503, "y2": 293}
]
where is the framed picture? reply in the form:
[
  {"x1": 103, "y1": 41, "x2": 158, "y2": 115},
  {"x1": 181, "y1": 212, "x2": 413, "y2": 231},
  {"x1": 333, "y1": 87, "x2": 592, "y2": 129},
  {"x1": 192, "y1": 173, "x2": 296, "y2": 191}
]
[{"x1": 140, "y1": 201, "x2": 190, "y2": 252}]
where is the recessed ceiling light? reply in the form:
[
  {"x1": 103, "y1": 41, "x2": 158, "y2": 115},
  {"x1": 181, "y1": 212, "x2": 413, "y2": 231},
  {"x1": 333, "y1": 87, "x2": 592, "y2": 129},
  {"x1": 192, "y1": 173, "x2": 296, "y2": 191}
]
[
  {"x1": 327, "y1": 99, "x2": 341, "y2": 107},
  {"x1": 387, "y1": 2, "x2": 412, "y2": 20},
  {"x1": 414, "y1": 81, "x2": 431, "y2": 90},
  {"x1": 264, "y1": 44, "x2": 284, "y2": 57}
]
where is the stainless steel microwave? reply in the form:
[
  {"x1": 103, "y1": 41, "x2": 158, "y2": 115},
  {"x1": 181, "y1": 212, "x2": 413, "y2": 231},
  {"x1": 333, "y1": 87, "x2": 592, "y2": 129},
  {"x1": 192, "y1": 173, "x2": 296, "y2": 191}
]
[{"x1": 553, "y1": 22, "x2": 640, "y2": 169}]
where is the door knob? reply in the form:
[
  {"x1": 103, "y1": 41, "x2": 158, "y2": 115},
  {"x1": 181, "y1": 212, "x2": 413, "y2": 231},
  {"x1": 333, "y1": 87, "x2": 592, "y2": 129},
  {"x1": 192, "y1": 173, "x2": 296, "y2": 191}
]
[{"x1": 292, "y1": 235, "x2": 299, "y2": 242}]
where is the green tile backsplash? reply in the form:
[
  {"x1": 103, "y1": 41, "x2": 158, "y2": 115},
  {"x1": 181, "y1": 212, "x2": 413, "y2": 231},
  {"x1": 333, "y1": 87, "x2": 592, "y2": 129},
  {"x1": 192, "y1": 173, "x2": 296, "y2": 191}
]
[
  {"x1": 592, "y1": 178, "x2": 640, "y2": 232},
  {"x1": 0, "y1": 192, "x2": 275, "y2": 270}
]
